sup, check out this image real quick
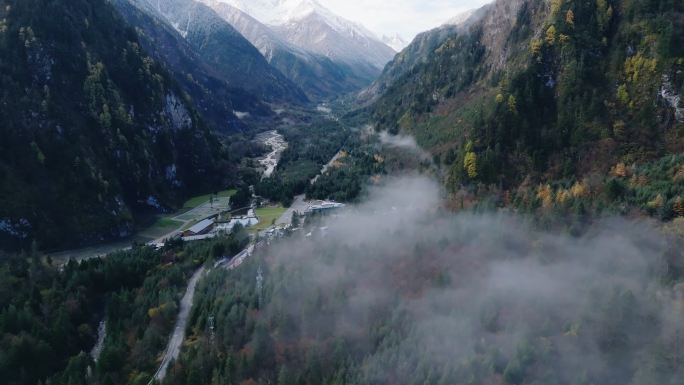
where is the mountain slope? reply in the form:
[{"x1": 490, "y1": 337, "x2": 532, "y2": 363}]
[
  {"x1": 0, "y1": 0, "x2": 229, "y2": 251},
  {"x1": 113, "y1": 0, "x2": 271, "y2": 133},
  {"x1": 201, "y1": 0, "x2": 374, "y2": 100},
  {"x1": 133, "y1": 0, "x2": 307, "y2": 104},
  {"x1": 372, "y1": 0, "x2": 684, "y2": 193},
  {"x1": 360, "y1": 5, "x2": 489, "y2": 104}
]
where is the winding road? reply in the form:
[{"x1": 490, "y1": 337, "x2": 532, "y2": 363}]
[
  {"x1": 150, "y1": 266, "x2": 206, "y2": 383},
  {"x1": 150, "y1": 243, "x2": 256, "y2": 384}
]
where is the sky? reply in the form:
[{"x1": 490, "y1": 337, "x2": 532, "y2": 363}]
[{"x1": 318, "y1": 0, "x2": 492, "y2": 41}]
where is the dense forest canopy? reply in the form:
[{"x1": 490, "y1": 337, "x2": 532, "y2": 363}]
[
  {"x1": 0, "y1": 0, "x2": 239, "y2": 252},
  {"x1": 0, "y1": 234, "x2": 246, "y2": 385}
]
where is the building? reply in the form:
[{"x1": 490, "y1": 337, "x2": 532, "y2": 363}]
[
  {"x1": 215, "y1": 209, "x2": 259, "y2": 233},
  {"x1": 305, "y1": 200, "x2": 345, "y2": 214},
  {"x1": 183, "y1": 218, "x2": 215, "y2": 237}
]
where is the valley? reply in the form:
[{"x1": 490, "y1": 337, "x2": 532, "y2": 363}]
[{"x1": 3, "y1": 1, "x2": 684, "y2": 385}]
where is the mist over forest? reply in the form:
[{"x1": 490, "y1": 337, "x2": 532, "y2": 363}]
[{"x1": 170, "y1": 177, "x2": 684, "y2": 385}]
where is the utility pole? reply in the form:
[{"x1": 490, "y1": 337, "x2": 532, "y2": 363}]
[
  {"x1": 256, "y1": 266, "x2": 264, "y2": 309},
  {"x1": 208, "y1": 315, "x2": 215, "y2": 344}
]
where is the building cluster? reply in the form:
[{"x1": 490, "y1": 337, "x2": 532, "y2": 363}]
[
  {"x1": 175, "y1": 200, "x2": 345, "y2": 244},
  {"x1": 180, "y1": 209, "x2": 259, "y2": 242}
]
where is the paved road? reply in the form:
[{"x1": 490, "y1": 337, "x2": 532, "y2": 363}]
[
  {"x1": 275, "y1": 149, "x2": 345, "y2": 227},
  {"x1": 311, "y1": 149, "x2": 344, "y2": 185},
  {"x1": 151, "y1": 243, "x2": 257, "y2": 384},
  {"x1": 151, "y1": 266, "x2": 206, "y2": 383},
  {"x1": 276, "y1": 195, "x2": 307, "y2": 226},
  {"x1": 215, "y1": 244, "x2": 256, "y2": 270}
]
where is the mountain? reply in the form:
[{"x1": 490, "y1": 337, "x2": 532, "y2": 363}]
[
  {"x1": 371, "y1": 0, "x2": 684, "y2": 195},
  {"x1": 130, "y1": 0, "x2": 308, "y2": 104},
  {"x1": 359, "y1": 6, "x2": 489, "y2": 104},
  {"x1": 382, "y1": 33, "x2": 409, "y2": 52},
  {"x1": 0, "y1": 0, "x2": 233, "y2": 251},
  {"x1": 216, "y1": 0, "x2": 396, "y2": 95},
  {"x1": 112, "y1": 0, "x2": 272, "y2": 134},
  {"x1": 200, "y1": 0, "x2": 375, "y2": 100}
]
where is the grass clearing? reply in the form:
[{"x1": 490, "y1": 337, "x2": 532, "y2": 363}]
[
  {"x1": 253, "y1": 206, "x2": 287, "y2": 231},
  {"x1": 183, "y1": 189, "x2": 236, "y2": 210},
  {"x1": 138, "y1": 216, "x2": 183, "y2": 239}
]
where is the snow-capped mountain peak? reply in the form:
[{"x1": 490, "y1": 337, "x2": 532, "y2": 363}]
[
  {"x1": 215, "y1": 0, "x2": 396, "y2": 69},
  {"x1": 382, "y1": 34, "x2": 408, "y2": 52},
  {"x1": 217, "y1": 0, "x2": 319, "y2": 24},
  {"x1": 219, "y1": 0, "x2": 380, "y2": 41}
]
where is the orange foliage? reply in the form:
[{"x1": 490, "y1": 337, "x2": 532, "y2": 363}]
[{"x1": 537, "y1": 184, "x2": 554, "y2": 209}]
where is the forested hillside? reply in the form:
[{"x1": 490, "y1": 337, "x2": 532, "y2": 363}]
[
  {"x1": 0, "y1": 0, "x2": 232, "y2": 251},
  {"x1": 372, "y1": 0, "x2": 684, "y2": 217},
  {"x1": 0, "y1": 234, "x2": 246, "y2": 385}
]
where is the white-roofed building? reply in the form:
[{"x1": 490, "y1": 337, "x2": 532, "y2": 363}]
[{"x1": 183, "y1": 218, "x2": 215, "y2": 237}]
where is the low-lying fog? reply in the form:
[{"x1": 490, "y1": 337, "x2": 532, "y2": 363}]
[{"x1": 256, "y1": 176, "x2": 684, "y2": 384}]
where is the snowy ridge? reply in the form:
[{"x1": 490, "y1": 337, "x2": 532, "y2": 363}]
[
  {"x1": 219, "y1": 0, "x2": 370, "y2": 34},
  {"x1": 210, "y1": 0, "x2": 395, "y2": 70},
  {"x1": 382, "y1": 34, "x2": 408, "y2": 52}
]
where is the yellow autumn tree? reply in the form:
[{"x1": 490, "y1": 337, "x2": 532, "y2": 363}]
[
  {"x1": 556, "y1": 189, "x2": 571, "y2": 205},
  {"x1": 672, "y1": 165, "x2": 684, "y2": 183},
  {"x1": 507, "y1": 95, "x2": 518, "y2": 114},
  {"x1": 613, "y1": 162, "x2": 628, "y2": 177},
  {"x1": 546, "y1": 25, "x2": 557, "y2": 45},
  {"x1": 617, "y1": 84, "x2": 629, "y2": 105},
  {"x1": 464, "y1": 153, "x2": 478, "y2": 179},
  {"x1": 565, "y1": 10, "x2": 575, "y2": 26},
  {"x1": 550, "y1": 0, "x2": 562, "y2": 17},
  {"x1": 530, "y1": 38, "x2": 543, "y2": 57},
  {"x1": 570, "y1": 181, "x2": 588, "y2": 199},
  {"x1": 648, "y1": 194, "x2": 665, "y2": 209},
  {"x1": 674, "y1": 196, "x2": 684, "y2": 217},
  {"x1": 537, "y1": 184, "x2": 554, "y2": 209},
  {"x1": 496, "y1": 93, "x2": 505, "y2": 104}
]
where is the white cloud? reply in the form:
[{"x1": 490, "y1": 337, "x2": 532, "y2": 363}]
[{"x1": 318, "y1": 0, "x2": 492, "y2": 41}]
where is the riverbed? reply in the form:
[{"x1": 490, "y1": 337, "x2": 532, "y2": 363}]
[{"x1": 257, "y1": 130, "x2": 288, "y2": 178}]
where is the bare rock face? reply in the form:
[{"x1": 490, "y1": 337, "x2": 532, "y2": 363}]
[
  {"x1": 661, "y1": 75, "x2": 684, "y2": 122},
  {"x1": 164, "y1": 93, "x2": 192, "y2": 130}
]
